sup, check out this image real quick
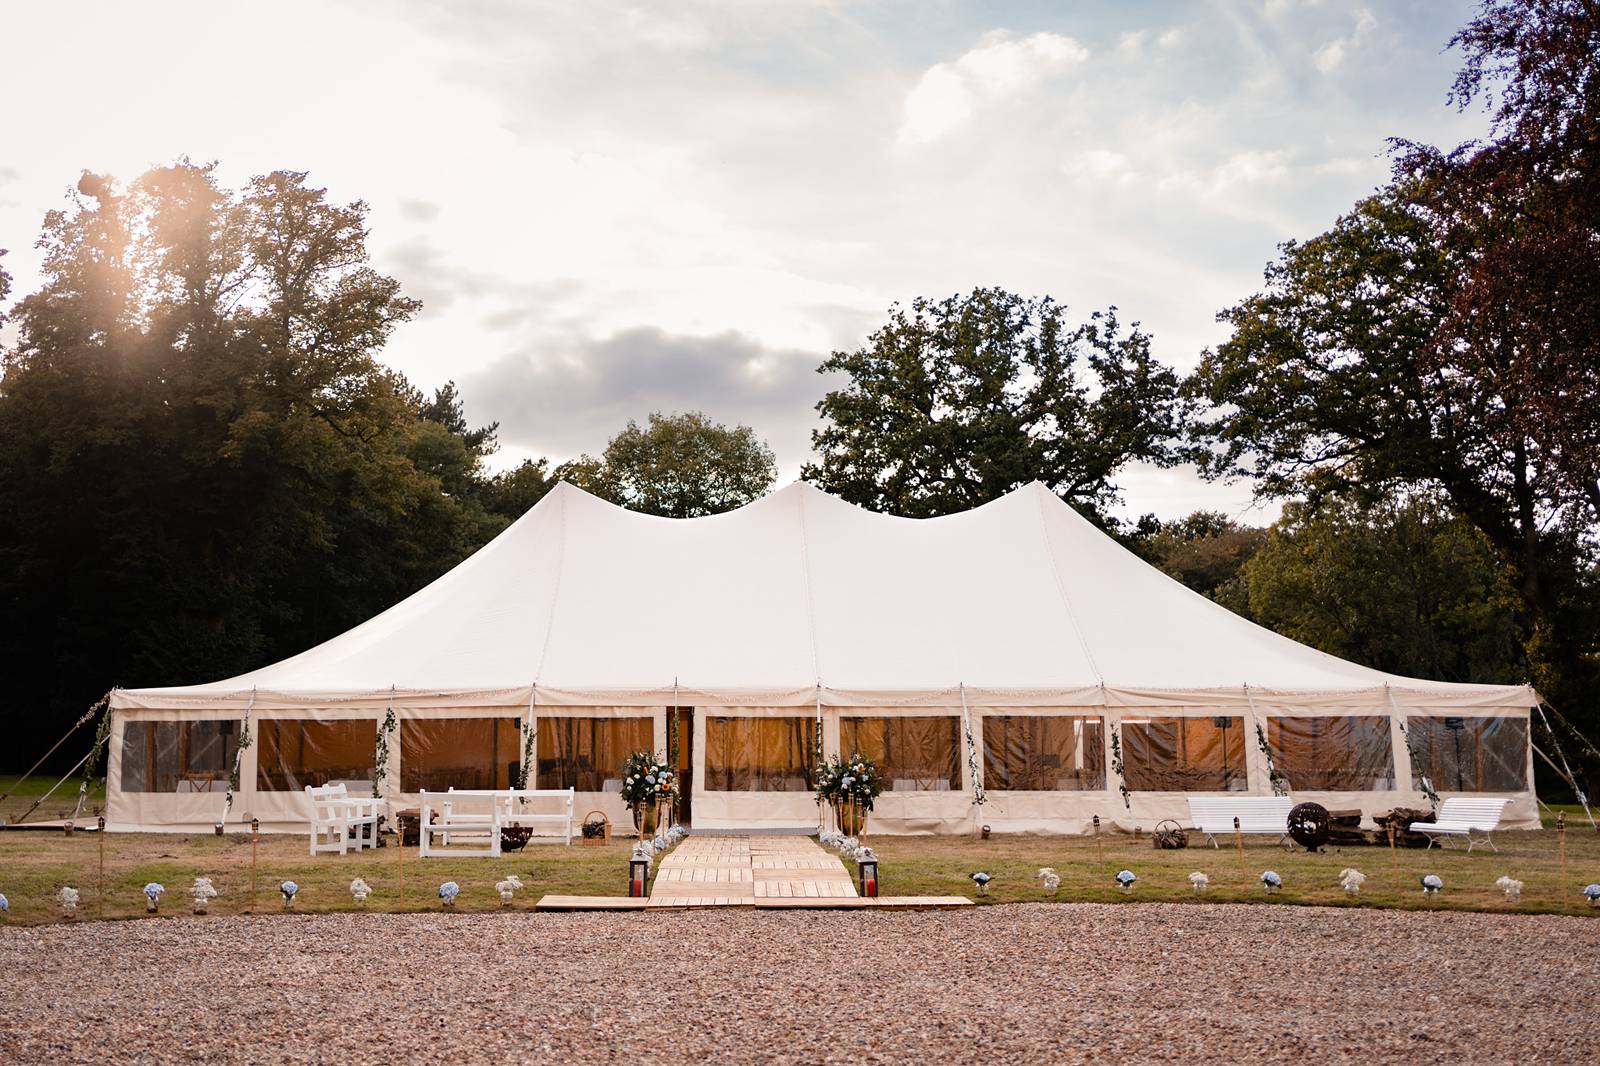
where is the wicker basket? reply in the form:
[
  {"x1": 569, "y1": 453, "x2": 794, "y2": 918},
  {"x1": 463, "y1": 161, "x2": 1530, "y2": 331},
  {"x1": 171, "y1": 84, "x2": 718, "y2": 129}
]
[{"x1": 581, "y1": 810, "x2": 611, "y2": 844}]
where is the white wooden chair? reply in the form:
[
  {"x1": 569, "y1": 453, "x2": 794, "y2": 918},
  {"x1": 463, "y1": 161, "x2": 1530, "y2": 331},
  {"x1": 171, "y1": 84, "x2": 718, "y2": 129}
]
[
  {"x1": 305, "y1": 783, "x2": 381, "y2": 856},
  {"x1": 419, "y1": 787, "x2": 575, "y2": 857},
  {"x1": 1187, "y1": 796, "x2": 1295, "y2": 848},
  {"x1": 1410, "y1": 797, "x2": 1511, "y2": 853}
]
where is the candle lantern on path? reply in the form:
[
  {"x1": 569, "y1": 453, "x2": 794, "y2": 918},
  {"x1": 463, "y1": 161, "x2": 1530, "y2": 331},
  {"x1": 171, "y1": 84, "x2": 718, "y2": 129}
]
[
  {"x1": 857, "y1": 848, "x2": 878, "y2": 898},
  {"x1": 629, "y1": 844, "x2": 650, "y2": 898}
]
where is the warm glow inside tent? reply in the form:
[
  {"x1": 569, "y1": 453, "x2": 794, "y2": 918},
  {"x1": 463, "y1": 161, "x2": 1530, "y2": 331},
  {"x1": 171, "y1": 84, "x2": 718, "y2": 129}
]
[{"x1": 107, "y1": 481, "x2": 1539, "y2": 833}]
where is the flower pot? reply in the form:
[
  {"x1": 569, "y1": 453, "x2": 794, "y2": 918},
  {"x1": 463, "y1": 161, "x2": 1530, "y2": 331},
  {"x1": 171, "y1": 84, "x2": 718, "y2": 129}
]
[
  {"x1": 634, "y1": 802, "x2": 660, "y2": 836},
  {"x1": 836, "y1": 801, "x2": 867, "y2": 837}
]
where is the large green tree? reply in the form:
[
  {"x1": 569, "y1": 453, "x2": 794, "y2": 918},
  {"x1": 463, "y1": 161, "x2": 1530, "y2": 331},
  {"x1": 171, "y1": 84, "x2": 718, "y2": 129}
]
[
  {"x1": 803, "y1": 287, "x2": 1189, "y2": 521},
  {"x1": 1127, "y1": 511, "x2": 1266, "y2": 609},
  {"x1": 1239, "y1": 495, "x2": 1526, "y2": 685},
  {"x1": 1188, "y1": 186, "x2": 1599, "y2": 725},
  {"x1": 559, "y1": 411, "x2": 778, "y2": 518},
  {"x1": 0, "y1": 164, "x2": 496, "y2": 753}
]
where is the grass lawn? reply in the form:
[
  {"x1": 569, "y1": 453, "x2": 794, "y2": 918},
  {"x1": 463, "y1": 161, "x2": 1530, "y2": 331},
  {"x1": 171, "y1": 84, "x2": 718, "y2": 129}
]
[
  {"x1": 1, "y1": 799, "x2": 1597, "y2": 925},
  {"x1": 0, "y1": 772, "x2": 106, "y2": 824}
]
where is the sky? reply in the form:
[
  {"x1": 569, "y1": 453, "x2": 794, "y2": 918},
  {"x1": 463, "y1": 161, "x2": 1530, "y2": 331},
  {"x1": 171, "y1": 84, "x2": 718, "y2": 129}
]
[{"x1": 0, "y1": 0, "x2": 1487, "y2": 522}]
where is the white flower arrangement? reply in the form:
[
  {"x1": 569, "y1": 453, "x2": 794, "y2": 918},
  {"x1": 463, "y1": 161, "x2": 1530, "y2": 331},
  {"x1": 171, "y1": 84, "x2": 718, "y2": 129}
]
[
  {"x1": 1259, "y1": 870, "x2": 1282, "y2": 893},
  {"x1": 439, "y1": 881, "x2": 461, "y2": 907},
  {"x1": 1188, "y1": 871, "x2": 1210, "y2": 893},
  {"x1": 1338, "y1": 868, "x2": 1366, "y2": 896},
  {"x1": 279, "y1": 880, "x2": 299, "y2": 910},
  {"x1": 191, "y1": 877, "x2": 218, "y2": 914},
  {"x1": 970, "y1": 871, "x2": 992, "y2": 896},
  {"x1": 1420, "y1": 874, "x2": 1443, "y2": 897},
  {"x1": 1584, "y1": 883, "x2": 1600, "y2": 906},
  {"x1": 350, "y1": 878, "x2": 372, "y2": 904},
  {"x1": 1494, "y1": 876, "x2": 1522, "y2": 902},
  {"x1": 143, "y1": 882, "x2": 166, "y2": 913},
  {"x1": 1037, "y1": 868, "x2": 1060, "y2": 895},
  {"x1": 1115, "y1": 869, "x2": 1137, "y2": 892},
  {"x1": 58, "y1": 885, "x2": 81, "y2": 916},
  {"x1": 495, "y1": 875, "x2": 523, "y2": 905}
]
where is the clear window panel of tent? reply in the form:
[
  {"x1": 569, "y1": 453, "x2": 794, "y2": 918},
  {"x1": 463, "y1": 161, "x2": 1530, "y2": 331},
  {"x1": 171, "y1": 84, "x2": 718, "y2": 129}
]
[
  {"x1": 256, "y1": 719, "x2": 378, "y2": 791},
  {"x1": 400, "y1": 717, "x2": 521, "y2": 792},
  {"x1": 839, "y1": 716, "x2": 960, "y2": 791},
  {"x1": 536, "y1": 716, "x2": 654, "y2": 792},
  {"x1": 1407, "y1": 715, "x2": 1529, "y2": 792},
  {"x1": 981, "y1": 715, "x2": 1106, "y2": 790},
  {"x1": 1266, "y1": 716, "x2": 1396, "y2": 791},
  {"x1": 704, "y1": 716, "x2": 815, "y2": 791},
  {"x1": 1121, "y1": 715, "x2": 1247, "y2": 792},
  {"x1": 119, "y1": 720, "x2": 241, "y2": 793}
]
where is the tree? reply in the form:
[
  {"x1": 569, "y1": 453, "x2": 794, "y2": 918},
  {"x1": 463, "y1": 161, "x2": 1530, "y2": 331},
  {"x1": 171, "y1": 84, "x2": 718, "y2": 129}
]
[
  {"x1": 0, "y1": 163, "x2": 497, "y2": 756},
  {"x1": 1187, "y1": 185, "x2": 1599, "y2": 722},
  {"x1": 1127, "y1": 511, "x2": 1267, "y2": 607},
  {"x1": 803, "y1": 287, "x2": 1189, "y2": 521},
  {"x1": 1239, "y1": 494, "x2": 1526, "y2": 685},
  {"x1": 1392, "y1": 0, "x2": 1600, "y2": 518},
  {"x1": 559, "y1": 411, "x2": 777, "y2": 518}
]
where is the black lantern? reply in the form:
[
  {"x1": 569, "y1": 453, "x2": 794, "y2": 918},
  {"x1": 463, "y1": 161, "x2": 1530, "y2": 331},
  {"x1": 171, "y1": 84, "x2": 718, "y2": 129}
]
[
  {"x1": 857, "y1": 848, "x2": 878, "y2": 898},
  {"x1": 629, "y1": 845, "x2": 650, "y2": 898}
]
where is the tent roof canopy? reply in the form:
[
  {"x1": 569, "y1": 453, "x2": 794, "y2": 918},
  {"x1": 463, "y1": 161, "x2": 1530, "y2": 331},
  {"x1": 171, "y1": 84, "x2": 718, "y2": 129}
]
[{"x1": 114, "y1": 481, "x2": 1535, "y2": 710}]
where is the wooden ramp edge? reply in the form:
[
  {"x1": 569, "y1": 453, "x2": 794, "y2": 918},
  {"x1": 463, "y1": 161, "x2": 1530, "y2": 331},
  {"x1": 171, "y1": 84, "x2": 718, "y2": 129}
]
[{"x1": 536, "y1": 894, "x2": 973, "y2": 911}]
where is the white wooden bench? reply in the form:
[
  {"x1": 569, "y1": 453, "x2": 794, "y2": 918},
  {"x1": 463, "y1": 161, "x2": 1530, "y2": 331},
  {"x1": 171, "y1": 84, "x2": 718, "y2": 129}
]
[
  {"x1": 419, "y1": 788, "x2": 575, "y2": 857},
  {"x1": 1410, "y1": 797, "x2": 1511, "y2": 853},
  {"x1": 306, "y1": 783, "x2": 381, "y2": 856},
  {"x1": 1187, "y1": 796, "x2": 1295, "y2": 848}
]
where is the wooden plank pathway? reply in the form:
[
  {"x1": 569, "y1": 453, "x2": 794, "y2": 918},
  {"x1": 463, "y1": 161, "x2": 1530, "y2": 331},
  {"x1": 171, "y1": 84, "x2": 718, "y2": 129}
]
[{"x1": 537, "y1": 833, "x2": 971, "y2": 911}]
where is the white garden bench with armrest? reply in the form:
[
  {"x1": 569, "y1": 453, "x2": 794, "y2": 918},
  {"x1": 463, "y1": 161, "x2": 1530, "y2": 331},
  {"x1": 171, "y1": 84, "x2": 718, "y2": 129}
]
[
  {"x1": 1410, "y1": 797, "x2": 1511, "y2": 853},
  {"x1": 419, "y1": 787, "x2": 575, "y2": 857},
  {"x1": 1187, "y1": 796, "x2": 1295, "y2": 848},
  {"x1": 305, "y1": 783, "x2": 382, "y2": 856}
]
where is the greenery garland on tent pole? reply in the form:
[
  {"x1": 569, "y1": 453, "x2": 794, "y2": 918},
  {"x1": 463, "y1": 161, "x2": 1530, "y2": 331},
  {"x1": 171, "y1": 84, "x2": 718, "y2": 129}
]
[
  {"x1": 958, "y1": 683, "x2": 986, "y2": 806},
  {"x1": 1109, "y1": 727, "x2": 1131, "y2": 809},
  {"x1": 1387, "y1": 686, "x2": 1439, "y2": 808},
  {"x1": 374, "y1": 686, "x2": 398, "y2": 798},
  {"x1": 219, "y1": 687, "x2": 255, "y2": 829},
  {"x1": 75, "y1": 695, "x2": 115, "y2": 819},
  {"x1": 1245, "y1": 685, "x2": 1289, "y2": 797},
  {"x1": 814, "y1": 685, "x2": 826, "y2": 833}
]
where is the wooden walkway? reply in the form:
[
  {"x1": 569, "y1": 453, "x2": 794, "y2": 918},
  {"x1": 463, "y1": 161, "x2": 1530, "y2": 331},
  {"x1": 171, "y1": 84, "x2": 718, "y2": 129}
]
[{"x1": 537, "y1": 833, "x2": 971, "y2": 911}]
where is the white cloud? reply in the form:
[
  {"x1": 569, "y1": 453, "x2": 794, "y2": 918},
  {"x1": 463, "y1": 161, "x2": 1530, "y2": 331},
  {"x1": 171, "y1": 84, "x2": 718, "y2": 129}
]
[
  {"x1": 1315, "y1": 8, "x2": 1378, "y2": 73},
  {"x1": 900, "y1": 30, "x2": 1089, "y2": 145}
]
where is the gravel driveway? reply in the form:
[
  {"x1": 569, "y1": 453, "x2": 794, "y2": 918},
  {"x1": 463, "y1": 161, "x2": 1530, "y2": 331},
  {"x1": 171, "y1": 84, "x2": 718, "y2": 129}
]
[{"x1": 3, "y1": 903, "x2": 1594, "y2": 1064}]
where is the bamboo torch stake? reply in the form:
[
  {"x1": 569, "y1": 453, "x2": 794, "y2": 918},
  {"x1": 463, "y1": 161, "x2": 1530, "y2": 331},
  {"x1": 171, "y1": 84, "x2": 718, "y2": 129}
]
[
  {"x1": 1387, "y1": 822, "x2": 1397, "y2": 866},
  {"x1": 1093, "y1": 814, "x2": 1103, "y2": 868},
  {"x1": 398, "y1": 819, "x2": 405, "y2": 908},
  {"x1": 97, "y1": 815, "x2": 106, "y2": 919},
  {"x1": 1557, "y1": 811, "x2": 1567, "y2": 878},
  {"x1": 250, "y1": 818, "x2": 259, "y2": 913},
  {"x1": 1233, "y1": 816, "x2": 1243, "y2": 863}
]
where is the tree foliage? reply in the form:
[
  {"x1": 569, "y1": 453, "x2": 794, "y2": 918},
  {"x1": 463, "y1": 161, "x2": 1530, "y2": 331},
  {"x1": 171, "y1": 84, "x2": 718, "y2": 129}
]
[
  {"x1": 558, "y1": 411, "x2": 777, "y2": 518},
  {"x1": 0, "y1": 164, "x2": 501, "y2": 752},
  {"x1": 1127, "y1": 511, "x2": 1267, "y2": 608},
  {"x1": 1392, "y1": 0, "x2": 1600, "y2": 517},
  {"x1": 803, "y1": 288, "x2": 1189, "y2": 521},
  {"x1": 1239, "y1": 495, "x2": 1526, "y2": 684}
]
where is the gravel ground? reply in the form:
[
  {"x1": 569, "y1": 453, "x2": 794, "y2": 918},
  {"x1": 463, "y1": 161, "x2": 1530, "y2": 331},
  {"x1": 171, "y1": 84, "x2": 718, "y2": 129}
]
[{"x1": 2, "y1": 904, "x2": 1595, "y2": 1065}]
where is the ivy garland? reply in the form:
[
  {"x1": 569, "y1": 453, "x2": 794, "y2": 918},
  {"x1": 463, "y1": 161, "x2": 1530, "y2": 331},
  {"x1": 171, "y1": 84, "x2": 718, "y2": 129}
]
[
  {"x1": 224, "y1": 720, "x2": 253, "y2": 807},
  {"x1": 515, "y1": 717, "x2": 534, "y2": 789},
  {"x1": 75, "y1": 696, "x2": 113, "y2": 813},
  {"x1": 373, "y1": 707, "x2": 397, "y2": 799},
  {"x1": 1397, "y1": 718, "x2": 1440, "y2": 807},
  {"x1": 1254, "y1": 723, "x2": 1290, "y2": 797},
  {"x1": 1109, "y1": 730, "x2": 1131, "y2": 809}
]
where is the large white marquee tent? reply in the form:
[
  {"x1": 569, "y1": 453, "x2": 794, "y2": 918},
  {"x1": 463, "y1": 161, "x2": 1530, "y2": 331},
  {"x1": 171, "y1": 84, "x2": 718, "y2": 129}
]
[{"x1": 107, "y1": 481, "x2": 1538, "y2": 833}]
